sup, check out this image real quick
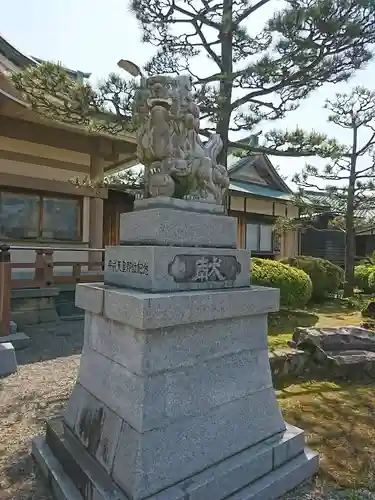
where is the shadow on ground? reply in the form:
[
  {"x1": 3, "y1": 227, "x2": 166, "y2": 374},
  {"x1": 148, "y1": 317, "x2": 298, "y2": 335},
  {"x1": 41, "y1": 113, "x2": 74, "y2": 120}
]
[
  {"x1": 0, "y1": 394, "x2": 68, "y2": 500},
  {"x1": 268, "y1": 309, "x2": 319, "y2": 336},
  {"x1": 16, "y1": 319, "x2": 84, "y2": 365},
  {"x1": 1, "y1": 450, "x2": 52, "y2": 500},
  {"x1": 278, "y1": 379, "x2": 375, "y2": 490}
]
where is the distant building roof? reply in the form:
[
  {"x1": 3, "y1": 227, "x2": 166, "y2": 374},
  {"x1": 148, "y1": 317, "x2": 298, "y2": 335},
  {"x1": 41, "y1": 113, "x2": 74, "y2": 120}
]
[
  {"x1": 0, "y1": 35, "x2": 91, "y2": 80},
  {"x1": 301, "y1": 190, "x2": 375, "y2": 220}
]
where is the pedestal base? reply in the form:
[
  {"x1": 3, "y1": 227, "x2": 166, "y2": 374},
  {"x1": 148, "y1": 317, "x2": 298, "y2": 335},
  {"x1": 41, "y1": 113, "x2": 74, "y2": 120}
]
[{"x1": 33, "y1": 417, "x2": 318, "y2": 500}]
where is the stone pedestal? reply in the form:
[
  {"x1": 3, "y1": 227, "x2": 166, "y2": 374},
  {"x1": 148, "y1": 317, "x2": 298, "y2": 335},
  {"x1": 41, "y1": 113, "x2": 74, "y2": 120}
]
[{"x1": 32, "y1": 198, "x2": 318, "y2": 500}]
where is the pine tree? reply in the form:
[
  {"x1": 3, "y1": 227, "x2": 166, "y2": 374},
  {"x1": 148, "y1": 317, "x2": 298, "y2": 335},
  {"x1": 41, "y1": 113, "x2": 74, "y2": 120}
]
[
  {"x1": 13, "y1": 1, "x2": 375, "y2": 166},
  {"x1": 293, "y1": 86, "x2": 375, "y2": 297}
]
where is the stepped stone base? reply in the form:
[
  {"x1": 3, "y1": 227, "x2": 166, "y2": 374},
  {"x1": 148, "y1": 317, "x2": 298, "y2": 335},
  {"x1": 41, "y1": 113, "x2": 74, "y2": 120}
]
[
  {"x1": 31, "y1": 198, "x2": 318, "y2": 499},
  {"x1": 33, "y1": 417, "x2": 318, "y2": 500}
]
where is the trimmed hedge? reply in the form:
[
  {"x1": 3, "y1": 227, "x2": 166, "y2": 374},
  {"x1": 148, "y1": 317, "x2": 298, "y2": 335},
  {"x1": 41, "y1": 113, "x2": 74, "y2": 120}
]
[
  {"x1": 355, "y1": 265, "x2": 375, "y2": 293},
  {"x1": 252, "y1": 258, "x2": 312, "y2": 309},
  {"x1": 367, "y1": 272, "x2": 375, "y2": 293},
  {"x1": 361, "y1": 297, "x2": 375, "y2": 318},
  {"x1": 281, "y1": 256, "x2": 344, "y2": 301}
]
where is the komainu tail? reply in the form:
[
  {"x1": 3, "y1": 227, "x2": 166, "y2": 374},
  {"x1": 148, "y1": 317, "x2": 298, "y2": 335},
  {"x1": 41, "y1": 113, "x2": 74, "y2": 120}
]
[{"x1": 203, "y1": 133, "x2": 223, "y2": 165}]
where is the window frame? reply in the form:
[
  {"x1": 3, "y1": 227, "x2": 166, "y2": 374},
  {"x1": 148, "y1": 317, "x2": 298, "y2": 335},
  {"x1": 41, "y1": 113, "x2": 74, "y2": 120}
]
[
  {"x1": 0, "y1": 187, "x2": 83, "y2": 243},
  {"x1": 245, "y1": 221, "x2": 274, "y2": 253}
]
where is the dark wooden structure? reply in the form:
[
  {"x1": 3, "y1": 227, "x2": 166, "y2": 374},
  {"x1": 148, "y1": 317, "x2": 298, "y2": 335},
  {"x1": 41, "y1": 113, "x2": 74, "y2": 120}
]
[
  {"x1": 103, "y1": 189, "x2": 135, "y2": 247},
  {"x1": 0, "y1": 244, "x2": 105, "y2": 332},
  {"x1": 300, "y1": 218, "x2": 346, "y2": 267}
]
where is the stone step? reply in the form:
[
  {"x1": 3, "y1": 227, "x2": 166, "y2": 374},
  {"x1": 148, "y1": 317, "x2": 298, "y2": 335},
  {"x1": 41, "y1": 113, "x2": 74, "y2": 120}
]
[
  {"x1": 0, "y1": 332, "x2": 30, "y2": 350},
  {"x1": 32, "y1": 416, "x2": 317, "y2": 500},
  {"x1": 226, "y1": 448, "x2": 318, "y2": 500},
  {"x1": 0, "y1": 342, "x2": 17, "y2": 377}
]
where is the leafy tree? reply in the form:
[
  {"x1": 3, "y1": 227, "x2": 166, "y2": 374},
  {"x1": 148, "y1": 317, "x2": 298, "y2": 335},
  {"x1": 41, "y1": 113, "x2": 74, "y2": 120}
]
[
  {"x1": 12, "y1": 1, "x2": 375, "y2": 166},
  {"x1": 293, "y1": 86, "x2": 375, "y2": 297}
]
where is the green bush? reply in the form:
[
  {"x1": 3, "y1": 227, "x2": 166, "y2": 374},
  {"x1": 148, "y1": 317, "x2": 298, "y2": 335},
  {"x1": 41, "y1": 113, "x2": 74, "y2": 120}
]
[
  {"x1": 367, "y1": 273, "x2": 375, "y2": 294},
  {"x1": 354, "y1": 265, "x2": 375, "y2": 293},
  {"x1": 361, "y1": 297, "x2": 375, "y2": 318},
  {"x1": 281, "y1": 256, "x2": 344, "y2": 301},
  {"x1": 252, "y1": 258, "x2": 312, "y2": 309}
]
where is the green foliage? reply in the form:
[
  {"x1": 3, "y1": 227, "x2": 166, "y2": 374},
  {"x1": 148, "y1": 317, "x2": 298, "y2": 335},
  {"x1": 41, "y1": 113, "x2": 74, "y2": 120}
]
[
  {"x1": 368, "y1": 272, "x2": 375, "y2": 293},
  {"x1": 11, "y1": 2, "x2": 375, "y2": 162},
  {"x1": 12, "y1": 62, "x2": 137, "y2": 135},
  {"x1": 251, "y1": 258, "x2": 312, "y2": 309},
  {"x1": 293, "y1": 87, "x2": 375, "y2": 297},
  {"x1": 358, "y1": 250, "x2": 375, "y2": 266},
  {"x1": 281, "y1": 256, "x2": 344, "y2": 301},
  {"x1": 354, "y1": 265, "x2": 375, "y2": 293}
]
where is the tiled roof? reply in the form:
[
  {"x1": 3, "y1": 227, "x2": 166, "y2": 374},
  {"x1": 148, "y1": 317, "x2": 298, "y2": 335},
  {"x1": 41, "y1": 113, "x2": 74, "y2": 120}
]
[
  {"x1": 229, "y1": 181, "x2": 294, "y2": 201},
  {"x1": 301, "y1": 190, "x2": 375, "y2": 219},
  {"x1": 300, "y1": 191, "x2": 375, "y2": 233},
  {"x1": 0, "y1": 36, "x2": 91, "y2": 79}
]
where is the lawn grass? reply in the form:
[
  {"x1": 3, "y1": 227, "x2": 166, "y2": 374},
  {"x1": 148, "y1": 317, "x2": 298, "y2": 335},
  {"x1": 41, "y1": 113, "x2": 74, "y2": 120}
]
[
  {"x1": 269, "y1": 296, "x2": 375, "y2": 490},
  {"x1": 277, "y1": 380, "x2": 375, "y2": 490}
]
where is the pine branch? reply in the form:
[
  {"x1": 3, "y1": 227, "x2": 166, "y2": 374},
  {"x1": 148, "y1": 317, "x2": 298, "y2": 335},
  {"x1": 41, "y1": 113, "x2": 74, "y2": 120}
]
[{"x1": 233, "y1": 0, "x2": 272, "y2": 27}]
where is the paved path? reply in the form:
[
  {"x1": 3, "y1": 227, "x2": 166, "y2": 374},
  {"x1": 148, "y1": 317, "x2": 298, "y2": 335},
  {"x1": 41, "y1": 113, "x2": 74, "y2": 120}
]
[{"x1": 17, "y1": 318, "x2": 84, "y2": 366}]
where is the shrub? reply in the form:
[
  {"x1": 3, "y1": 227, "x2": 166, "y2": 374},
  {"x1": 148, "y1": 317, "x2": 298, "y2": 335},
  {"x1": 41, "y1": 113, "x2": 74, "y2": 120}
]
[
  {"x1": 368, "y1": 272, "x2": 375, "y2": 293},
  {"x1": 252, "y1": 258, "x2": 312, "y2": 309},
  {"x1": 281, "y1": 256, "x2": 344, "y2": 301},
  {"x1": 355, "y1": 265, "x2": 375, "y2": 293},
  {"x1": 361, "y1": 297, "x2": 375, "y2": 318}
]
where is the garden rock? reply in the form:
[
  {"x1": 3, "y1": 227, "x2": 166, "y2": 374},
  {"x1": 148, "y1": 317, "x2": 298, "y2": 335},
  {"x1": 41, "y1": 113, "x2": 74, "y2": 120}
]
[
  {"x1": 292, "y1": 326, "x2": 375, "y2": 380},
  {"x1": 269, "y1": 348, "x2": 308, "y2": 378}
]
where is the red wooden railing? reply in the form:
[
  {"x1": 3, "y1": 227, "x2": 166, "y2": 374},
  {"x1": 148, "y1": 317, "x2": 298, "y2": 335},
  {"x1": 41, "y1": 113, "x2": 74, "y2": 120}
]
[{"x1": 0, "y1": 244, "x2": 104, "y2": 335}]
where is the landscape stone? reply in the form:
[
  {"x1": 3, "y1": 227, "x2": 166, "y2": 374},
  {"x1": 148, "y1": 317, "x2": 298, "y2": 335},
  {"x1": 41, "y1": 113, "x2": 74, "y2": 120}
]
[
  {"x1": 293, "y1": 326, "x2": 375, "y2": 352},
  {"x1": 269, "y1": 348, "x2": 308, "y2": 378},
  {"x1": 293, "y1": 326, "x2": 375, "y2": 380},
  {"x1": 0, "y1": 342, "x2": 17, "y2": 376},
  {"x1": 105, "y1": 245, "x2": 250, "y2": 292},
  {"x1": 119, "y1": 207, "x2": 237, "y2": 248}
]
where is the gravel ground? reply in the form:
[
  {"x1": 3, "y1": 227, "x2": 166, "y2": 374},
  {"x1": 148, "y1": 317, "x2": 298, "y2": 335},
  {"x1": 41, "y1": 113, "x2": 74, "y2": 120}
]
[
  {"x1": 0, "y1": 318, "x2": 374, "y2": 500},
  {"x1": 0, "y1": 319, "x2": 83, "y2": 500}
]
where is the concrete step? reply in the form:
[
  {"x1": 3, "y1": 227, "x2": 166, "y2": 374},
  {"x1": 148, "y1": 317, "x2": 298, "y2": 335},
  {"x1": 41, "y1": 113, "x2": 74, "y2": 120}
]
[{"x1": 32, "y1": 417, "x2": 318, "y2": 500}]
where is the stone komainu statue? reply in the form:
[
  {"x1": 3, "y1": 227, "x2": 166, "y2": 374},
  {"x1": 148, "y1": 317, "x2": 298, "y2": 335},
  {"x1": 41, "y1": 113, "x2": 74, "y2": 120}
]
[{"x1": 133, "y1": 74, "x2": 229, "y2": 204}]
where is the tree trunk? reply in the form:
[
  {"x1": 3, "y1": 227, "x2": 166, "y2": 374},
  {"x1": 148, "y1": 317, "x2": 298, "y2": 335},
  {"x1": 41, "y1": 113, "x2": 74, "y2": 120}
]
[
  {"x1": 343, "y1": 125, "x2": 358, "y2": 297},
  {"x1": 216, "y1": 0, "x2": 233, "y2": 168}
]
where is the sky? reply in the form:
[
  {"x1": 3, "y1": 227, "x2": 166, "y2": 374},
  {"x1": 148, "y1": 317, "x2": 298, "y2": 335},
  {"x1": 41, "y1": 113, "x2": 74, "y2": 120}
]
[{"x1": 1, "y1": 0, "x2": 374, "y2": 183}]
